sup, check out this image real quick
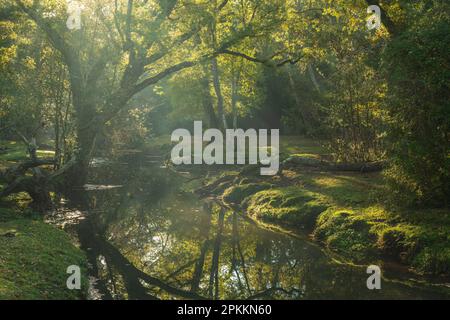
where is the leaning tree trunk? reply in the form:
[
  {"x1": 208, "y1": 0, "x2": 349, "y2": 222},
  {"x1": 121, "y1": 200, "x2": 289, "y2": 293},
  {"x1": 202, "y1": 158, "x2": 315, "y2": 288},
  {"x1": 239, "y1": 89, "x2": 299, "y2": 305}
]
[{"x1": 0, "y1": 134, "x2": 55, "y2": 210}]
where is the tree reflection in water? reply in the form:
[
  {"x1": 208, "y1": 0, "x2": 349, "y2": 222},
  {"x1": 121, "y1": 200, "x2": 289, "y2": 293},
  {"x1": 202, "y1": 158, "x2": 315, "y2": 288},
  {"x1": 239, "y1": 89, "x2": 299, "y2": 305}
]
[{"x1": 57, "y1": 158, "x2": 448, "y2": 300}]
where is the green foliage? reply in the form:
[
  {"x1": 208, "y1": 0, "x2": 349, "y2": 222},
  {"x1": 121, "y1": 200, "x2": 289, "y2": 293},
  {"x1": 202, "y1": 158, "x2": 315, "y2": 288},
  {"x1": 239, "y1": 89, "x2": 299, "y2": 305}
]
[
  {"x1": 320, "y1": 23, "x2": 388, "y2": 162},
  {"x1": 0, "y1": 0, "x2": 449, "y2": 296},
  {"x1": 382, "y1": 8, "x2": 450, "y2": 206},
  {"x1": 377, "y1": 226, "x2": 412, "y2": 258},
  {"x1": 165, "y1": 68, "x2": 209, "y2": 130},
  {"x1": 413, "y1": 245, "x2": 450, "y2": 275}
]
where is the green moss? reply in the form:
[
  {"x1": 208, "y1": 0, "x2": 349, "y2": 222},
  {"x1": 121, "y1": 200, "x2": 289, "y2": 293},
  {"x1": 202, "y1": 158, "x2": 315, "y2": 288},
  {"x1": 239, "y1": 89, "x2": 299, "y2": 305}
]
[
  {"x1": 213, "y1": 137, "x2": 450, "y2": 275},
  {"x1": 376, "y1": 225, "x2": 418, "y2": 259},
  {"x1": 206, "y1": 171, "x2": 238, "y2": 185},
  {"x1": 222, "y1": 183, "x2": 273, "y2": 205},
  {"x1": 201, "y1": 171, "x2": 239, "y2": 195},
  {"x1": 300, "y1": 173, "x2": 383, "y2": 206},
  {"x1": 0, "y1": 207, "x2": 20, "y2": 222},
  {"x1": 0, "y1": 208, "x2": 88, "y2": 300},
  {"x1": 313, "y1": 206, "x2": 450, "y2": 274},
  {"x1": 412, "y1": 246, "x2": 450, "y2": 275},
  {"x1": 314, "y1": 209, "x2": 378, "y2": 261},
  {"x1": 246, "y1": 187, "x2": 328, "y2": 230},
  {"x1": 374, "y1": 215, "x2": 450, "y2": 275},
  {"x1": 402, "y1": 220, "x2": 450, "y2": 275}
]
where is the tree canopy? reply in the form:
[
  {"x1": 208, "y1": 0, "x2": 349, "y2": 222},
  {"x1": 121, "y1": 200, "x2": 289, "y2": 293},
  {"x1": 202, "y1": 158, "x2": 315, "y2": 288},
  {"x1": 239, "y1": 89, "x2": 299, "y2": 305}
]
[{"x1": 1, "y1": 0, "x2": 449, "y2": 205}]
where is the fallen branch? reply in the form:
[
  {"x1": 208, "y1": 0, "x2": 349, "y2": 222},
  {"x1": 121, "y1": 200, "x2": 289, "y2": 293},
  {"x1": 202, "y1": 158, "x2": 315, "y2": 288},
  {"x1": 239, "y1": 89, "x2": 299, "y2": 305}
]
[
  {"x1": 0, "y1": 159, "x2": 55, "y2": 182},
  {"x1": 282, "y1": 156, "x2": 386, "y2": 173},
  {"x1": 327, "y1": 161, "x2": 386, "y2": 173}
]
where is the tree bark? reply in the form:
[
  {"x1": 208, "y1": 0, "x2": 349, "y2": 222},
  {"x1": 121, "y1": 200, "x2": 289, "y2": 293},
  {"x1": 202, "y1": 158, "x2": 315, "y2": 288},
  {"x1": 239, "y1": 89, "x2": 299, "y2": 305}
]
[
  {"x1": 0, "y1": 133, "x2": 55, "y2": 209},
  {"x1": 200, "y1": 68, "x2": 220, "y2": 128},
  {"x1": 231, "y1": 66, "x2": 240, "y2": 129},
  {"x1": 65, "y1": 123, "x2": 98, "y2": 186},
  {"x1": 211, "y1": 58, "x2": 228, "y2": 130}
]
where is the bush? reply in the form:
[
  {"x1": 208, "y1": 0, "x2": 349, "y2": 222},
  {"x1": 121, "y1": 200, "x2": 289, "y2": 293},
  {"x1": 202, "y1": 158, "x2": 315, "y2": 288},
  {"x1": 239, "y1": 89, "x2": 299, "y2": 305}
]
[{"x1": 383, "y1": 19, "x2": 450, "y2": 207}]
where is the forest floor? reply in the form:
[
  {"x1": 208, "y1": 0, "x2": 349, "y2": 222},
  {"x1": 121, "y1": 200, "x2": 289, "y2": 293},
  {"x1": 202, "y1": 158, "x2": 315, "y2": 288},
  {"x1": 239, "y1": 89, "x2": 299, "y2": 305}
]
[
  {"x1": 196, "y1": 136, "x2": 450, "y2": 278},
  {"x1": 0, "y1": 141, "x2": 88, "y2": 300}
]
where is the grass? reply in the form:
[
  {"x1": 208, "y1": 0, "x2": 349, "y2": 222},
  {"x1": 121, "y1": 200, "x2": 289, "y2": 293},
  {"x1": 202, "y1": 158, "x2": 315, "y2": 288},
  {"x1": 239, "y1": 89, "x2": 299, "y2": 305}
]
[
  {"x1": 0, "y1": 140, "x2": 87, "y2": 300},
  {"x1": 0, "y1": 140, "x2": 55, "y2": 169},
  {"x1": 280, "y1": 136, "x2": 328, "y2": 156},
  {"x1": 0, "y1": 207, "x2": 88, "y2": 300},
  {"x1": 0, "y1": 141, "x2": 28, "y2": 166}
]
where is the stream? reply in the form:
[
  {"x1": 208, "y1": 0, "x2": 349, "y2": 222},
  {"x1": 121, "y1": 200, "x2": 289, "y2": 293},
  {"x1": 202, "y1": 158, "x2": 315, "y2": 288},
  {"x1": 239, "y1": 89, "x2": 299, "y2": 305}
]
[{"x1": 49, "y1": 153, "x2": 450, "y2": 300}]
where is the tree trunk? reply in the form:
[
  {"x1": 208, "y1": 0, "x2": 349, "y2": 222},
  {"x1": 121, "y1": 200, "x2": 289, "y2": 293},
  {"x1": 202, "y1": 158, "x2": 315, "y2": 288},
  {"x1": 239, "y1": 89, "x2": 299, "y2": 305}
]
[
  {"x1": 231, "y1": 66, "x2": 240, "y2": 129},
  {"x1": 287, "y1": 66, "x2": 310, "y2": 133},
  {"x1": 208, "y1": 208, "x2": 225, "y2": 299},
  {"x1": 211, "y1": 58, "x2": 228, "y2": 130},
  {"x1": 200, "y1": 70, "x2": 219, "y2": 128},
  {"x1": 65, "y1": 122, "x2": 97, "y2": 187},
  {"x1": 0, "y1": 134, "x2": 54, "y2": 210}
]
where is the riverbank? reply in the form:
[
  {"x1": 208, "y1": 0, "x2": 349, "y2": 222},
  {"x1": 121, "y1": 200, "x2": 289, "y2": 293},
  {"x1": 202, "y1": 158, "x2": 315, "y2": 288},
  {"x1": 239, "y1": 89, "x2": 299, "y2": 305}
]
[
  {"x1": 195, "y1": 137, "x2": 450, "y2": 278},
  {"x1": 0, "y1": 206, "x2": 89, "y2": 299},
  {"x1": 1, "y1": 137, "x2": 449, "y2": 299},
  {"x1": 0, "y1": 141, "x2": 88, "y2": 300}
]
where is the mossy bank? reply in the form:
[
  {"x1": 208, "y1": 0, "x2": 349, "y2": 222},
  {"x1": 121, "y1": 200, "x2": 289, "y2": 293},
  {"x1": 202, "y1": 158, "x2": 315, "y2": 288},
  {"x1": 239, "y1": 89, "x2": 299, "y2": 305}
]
[{"x1": 205, "y1": 166, "x2": 450, "y2": 277}]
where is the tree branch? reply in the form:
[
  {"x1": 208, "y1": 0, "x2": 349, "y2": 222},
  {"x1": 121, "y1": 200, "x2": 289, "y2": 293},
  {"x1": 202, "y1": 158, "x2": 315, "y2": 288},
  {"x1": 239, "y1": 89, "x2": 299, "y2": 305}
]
[
  {"x1": 219, "y1": 49, "x2": 302, "y2": 67},
  {"x1": 131, "y1": 61, "x2": 195, "y2": 96},
  {"x1": 14, "y1": 0, "x2": 83, "y2": 102}
]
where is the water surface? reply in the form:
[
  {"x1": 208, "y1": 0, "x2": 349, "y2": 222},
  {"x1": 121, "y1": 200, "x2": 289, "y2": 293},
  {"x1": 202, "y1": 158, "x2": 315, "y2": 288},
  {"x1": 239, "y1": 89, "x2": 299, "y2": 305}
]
[{"x1": 52, "y1": 155, "x2": 450, "y2": 299}]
